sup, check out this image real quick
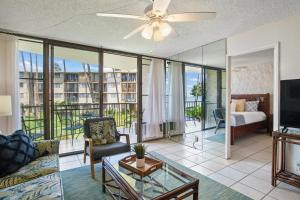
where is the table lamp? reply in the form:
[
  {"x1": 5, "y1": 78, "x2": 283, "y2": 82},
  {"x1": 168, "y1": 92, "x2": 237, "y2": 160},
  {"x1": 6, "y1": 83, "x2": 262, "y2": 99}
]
[{"x1": 0, "y1": 95, "x2": 12, "y2": 134}]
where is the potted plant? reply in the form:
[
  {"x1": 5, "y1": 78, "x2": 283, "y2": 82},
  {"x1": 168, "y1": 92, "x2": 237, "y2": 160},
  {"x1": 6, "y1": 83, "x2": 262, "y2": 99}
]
[{"x1": 133, "y1": 143, "x2": 146, "y2": 168}]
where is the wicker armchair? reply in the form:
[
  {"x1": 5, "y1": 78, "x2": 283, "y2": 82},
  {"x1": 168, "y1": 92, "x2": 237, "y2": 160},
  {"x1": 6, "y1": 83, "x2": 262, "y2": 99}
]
[{"x1": 83, "y1": 117, "x2": 130, "y2": 178}]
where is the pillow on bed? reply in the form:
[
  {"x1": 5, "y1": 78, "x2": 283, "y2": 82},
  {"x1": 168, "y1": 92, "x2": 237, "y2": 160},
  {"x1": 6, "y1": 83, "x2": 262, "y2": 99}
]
[
  {"x1": 245, "y1": 101, "x2": 259, "y2": 112},
  {"x1": 232, "y1": 99, "x2": 246, "y2": 112}
]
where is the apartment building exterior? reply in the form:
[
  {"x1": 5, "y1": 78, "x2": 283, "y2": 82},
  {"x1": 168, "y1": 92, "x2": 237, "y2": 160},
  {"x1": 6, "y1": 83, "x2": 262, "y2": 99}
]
[{"x1": 19, "y1": 70, "x2": 137, "y2": 105}]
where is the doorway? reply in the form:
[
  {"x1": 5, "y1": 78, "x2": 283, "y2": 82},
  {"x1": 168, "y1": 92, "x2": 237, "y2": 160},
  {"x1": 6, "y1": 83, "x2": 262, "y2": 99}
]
[{"x1": 226, "y1": 43, "x2": 280, "y2": 159}]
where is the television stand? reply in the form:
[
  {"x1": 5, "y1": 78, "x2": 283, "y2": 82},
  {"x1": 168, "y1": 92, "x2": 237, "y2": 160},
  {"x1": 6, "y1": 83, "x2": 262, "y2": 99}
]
[{"x1": 272, "y1": 130, "x2": 300, "y2": 188}]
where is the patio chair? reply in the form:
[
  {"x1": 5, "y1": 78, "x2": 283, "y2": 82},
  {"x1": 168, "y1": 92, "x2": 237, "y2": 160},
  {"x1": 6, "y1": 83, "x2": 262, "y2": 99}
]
[
  {"x1": 57, "y1": 111, "x2": 84, "y2": 145},
  {"x1": 213, "y1": 108, "x2": 225, "y2": 134},
  {"x1": 83, "y1": 117, "x2": 130, "y2": 179},
  {"x1": 21, "y1": 116, "x2": 44, "y2": 140}
]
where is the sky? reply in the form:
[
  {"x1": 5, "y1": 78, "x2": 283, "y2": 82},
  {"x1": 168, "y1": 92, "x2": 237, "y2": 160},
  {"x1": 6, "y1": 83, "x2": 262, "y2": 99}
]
[{"x1": 18, "y1": 51, "x2": 98, "y2": 73}]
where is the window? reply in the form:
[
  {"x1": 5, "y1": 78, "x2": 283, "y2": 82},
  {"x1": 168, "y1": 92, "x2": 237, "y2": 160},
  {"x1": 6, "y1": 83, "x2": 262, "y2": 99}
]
[
  {"x1": 38, "y1": 73, "x2": 43, "y2": 79},
  {"x1": 20, "y1": 82, "x2": 24, "y2": 88},
  {"x1": 19, "y1": 72, "x2": 25, "y2": 78},
  {"x1": 80, "y1": 83, "x2": 86, "y2": 88},
  {"x1": 54, "y1": 83, "x2": 62, "y2": 88},
  {"x1": 54, "y1": 93, "x2": 63, "y2": 99},
  {"x1": 55, "y1": 73, "x2": 61, "y2": 78},
  {"x1": 110, "y1": 94, "x2": 117, "y2": 98},
  {"x1": 107, "y1": 83, "x2": 115, "y2": 88},
  {"x1": 79, "y1": 93, "x2": 86, "y2": 98},
  {"x1": 20, "y1": 93, "x2": 24, "y2": 98}
]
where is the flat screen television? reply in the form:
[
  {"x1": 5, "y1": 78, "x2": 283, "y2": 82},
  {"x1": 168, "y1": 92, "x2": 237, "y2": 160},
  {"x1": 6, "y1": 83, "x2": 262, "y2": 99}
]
[{"x1": 280, "y1": 79, "x2": 300, "y2": 129}]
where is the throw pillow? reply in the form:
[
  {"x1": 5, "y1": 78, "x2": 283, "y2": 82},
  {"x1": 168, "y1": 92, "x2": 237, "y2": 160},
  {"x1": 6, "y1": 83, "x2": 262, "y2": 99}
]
[
  {"x1": 231, "y1": 102, "x2": 237, "y2": 112},
  {"x1": 89, "y1": 120, "x2": 116, "y2": 145},
  {"x1": 245, "y1": 101, "x2": 259, "y2": 112},
  {"x1": 0, "y1": 130, "x2": 39, "y2": 178},
  {"x1": 232, "y1": 99, "x2": 246, "y2": 112}
]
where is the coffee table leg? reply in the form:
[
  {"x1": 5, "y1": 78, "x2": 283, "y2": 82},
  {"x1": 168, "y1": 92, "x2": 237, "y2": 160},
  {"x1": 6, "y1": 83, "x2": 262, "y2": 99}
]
[
  {"x1": 102, "y1": 162, "x2": 106, "y2": 193},
  {"x1": 140, "y1": 176, "x2": 144, "y2": 197},
  {"x1": 193, "y1": 185, "x2": 198, "y2": 200}
]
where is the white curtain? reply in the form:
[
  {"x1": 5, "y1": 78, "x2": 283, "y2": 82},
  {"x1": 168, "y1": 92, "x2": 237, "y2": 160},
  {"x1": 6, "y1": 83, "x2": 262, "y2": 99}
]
[
  {"x1": 168, "y1": 62, "x2": 185, "y2": 135},
  {"x1": 0, "y1": 34, "x2": 20, "y2": 134},
  {"x1": 144, "y1": 58, "x2": 165, "y2": 139}
]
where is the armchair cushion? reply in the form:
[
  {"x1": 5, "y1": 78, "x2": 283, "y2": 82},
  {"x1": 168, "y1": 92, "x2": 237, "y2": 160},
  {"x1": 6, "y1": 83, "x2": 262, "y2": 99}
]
[
  {"x1": 88, "y1": 142, "x2": 130, "y2": 160},
  {"x1": 86, "y1": 118, "x2": 118, "y2": 145}
]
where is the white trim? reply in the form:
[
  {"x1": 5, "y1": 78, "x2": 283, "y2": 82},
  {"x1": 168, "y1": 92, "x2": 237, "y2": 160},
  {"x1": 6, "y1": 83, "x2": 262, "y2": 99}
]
[
  {"x1": 225, "y1": 42, "x2": 280, "y2": 159},
  {"x1": 225, "y1": 56, "x2": 231, "y2": 159}
]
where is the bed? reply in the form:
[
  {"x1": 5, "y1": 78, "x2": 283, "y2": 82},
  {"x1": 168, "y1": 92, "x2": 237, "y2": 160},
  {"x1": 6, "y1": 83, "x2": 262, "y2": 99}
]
[{"x1": 230, "y1": 93, "x2": 270, "y2": 145}]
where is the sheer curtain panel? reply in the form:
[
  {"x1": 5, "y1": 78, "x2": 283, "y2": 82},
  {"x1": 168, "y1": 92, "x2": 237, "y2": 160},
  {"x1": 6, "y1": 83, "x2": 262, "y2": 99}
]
[
  {"x1": 143, "y1": 58, "x2": 165, "y2": 139},
  {"x1": 0, "y1": 34, "x2": 20, "y2": 134},
  {"x1": 168, "y1": 62, "x2": 185, "y2": 135}
]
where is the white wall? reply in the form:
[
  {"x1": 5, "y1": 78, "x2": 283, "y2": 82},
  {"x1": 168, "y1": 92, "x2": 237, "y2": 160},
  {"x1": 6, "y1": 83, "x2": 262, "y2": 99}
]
[
  {"x1": 227, "y1": 14, "x2": 300, "y2": 173},
  {"x1": 228, "y1": 14, "x2": 300, "y2": 80}
]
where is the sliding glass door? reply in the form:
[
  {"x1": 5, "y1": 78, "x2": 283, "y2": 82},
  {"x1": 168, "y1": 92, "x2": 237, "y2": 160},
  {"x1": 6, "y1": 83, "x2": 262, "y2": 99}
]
[
  {"x1": 18, "y1": 40, "x2": 45, "y2": 140},
  {"x1": 103, "y1": 52, "x2": 138, "y2": 144},
  {"x1": 51, "y1": 46, "x2": 100, "y2": 154}
]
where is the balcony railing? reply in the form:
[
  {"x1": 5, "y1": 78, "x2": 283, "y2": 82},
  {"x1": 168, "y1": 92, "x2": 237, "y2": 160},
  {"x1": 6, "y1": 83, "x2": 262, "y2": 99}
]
[
  {"x1": 22, "y1": 101, "x2": 203, "y2": 141},
  {"x1": 21, "y1": 103, "x2": 137, "y2": 141},
  {"x1": 185, "y1": 100, "x2": 202, "y2": 121}
]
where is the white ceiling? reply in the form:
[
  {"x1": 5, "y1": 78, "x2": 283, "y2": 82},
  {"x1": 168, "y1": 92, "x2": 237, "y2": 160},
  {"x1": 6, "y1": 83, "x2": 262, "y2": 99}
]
[{"x1": 1, "y1": 0, "x2": 300, "y2": 57}]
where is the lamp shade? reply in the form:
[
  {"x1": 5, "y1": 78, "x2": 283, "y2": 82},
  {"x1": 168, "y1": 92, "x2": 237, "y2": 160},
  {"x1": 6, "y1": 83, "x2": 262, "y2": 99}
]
[{"x1": 0, "y1": 96, "x2": 12, "y2": 117}]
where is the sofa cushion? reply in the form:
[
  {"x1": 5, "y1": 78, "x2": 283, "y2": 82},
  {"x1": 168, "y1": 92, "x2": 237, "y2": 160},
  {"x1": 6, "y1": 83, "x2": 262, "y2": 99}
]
[
  {"x1": 0, "y1": 172, "x2": 62, "y2": 200},
  {"x1": 0, "y1": 154, "x2": 58, "y2": 189},
  {"x1": 0, "y1": 130, "x2": 39, "y2": 178},
  {"x1": 88, "y1": 142, "x2": 130, "y2": 160}
]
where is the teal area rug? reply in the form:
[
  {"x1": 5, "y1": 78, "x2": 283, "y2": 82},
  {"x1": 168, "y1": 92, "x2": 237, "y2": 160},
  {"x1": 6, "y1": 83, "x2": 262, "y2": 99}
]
[
  {"x1": 61, "y1": 152, "x2": 250, "y2": 200},
  {"x1": 206, "y1": 133, "x2": 225, "y2": 144}
]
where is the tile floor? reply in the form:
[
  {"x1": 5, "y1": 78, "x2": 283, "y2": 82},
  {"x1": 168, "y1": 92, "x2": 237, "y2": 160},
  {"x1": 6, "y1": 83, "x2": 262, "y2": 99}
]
[{"x1": 59, "y1": 130, "x2": 300, "y2": 200}]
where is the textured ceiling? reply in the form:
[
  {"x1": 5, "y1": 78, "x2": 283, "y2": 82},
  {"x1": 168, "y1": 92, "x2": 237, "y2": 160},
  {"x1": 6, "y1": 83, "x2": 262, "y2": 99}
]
[{"x1": 1, "y1": 0, "x2": 300, "y2": 57}]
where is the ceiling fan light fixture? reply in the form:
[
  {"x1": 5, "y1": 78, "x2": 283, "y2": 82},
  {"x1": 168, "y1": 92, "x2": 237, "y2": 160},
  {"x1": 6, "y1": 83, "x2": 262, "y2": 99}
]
[
  {"x1": 153, "y1": 28, "x2": 164, "y2": 41},
  {"x1": 159, "y1": 22, "x2": 172, "y2": 37},
  {"x1": 141, "y1": 24, "x2": 153, "y2": 40}
]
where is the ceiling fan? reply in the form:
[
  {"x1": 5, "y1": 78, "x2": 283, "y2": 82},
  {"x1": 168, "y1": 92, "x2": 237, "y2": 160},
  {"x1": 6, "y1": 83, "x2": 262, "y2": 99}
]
[{"x1": 96, "y1": 0, "x2": 216, "y2": 41}]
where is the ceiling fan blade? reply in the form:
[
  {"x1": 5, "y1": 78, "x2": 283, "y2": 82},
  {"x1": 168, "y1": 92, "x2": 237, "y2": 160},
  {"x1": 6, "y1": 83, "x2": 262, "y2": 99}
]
[
  {"x1": 153, "y1": 0, "x2": 171, "y2": 14},
  {"x1": 165, "y1": 12, "x2": 216, "y2": 22},
  {"x1": 96, "y1": 13, "x2": 146, "y2": 20},
  {"x1": 124, "y1": 24, "x2": 148, "y2": 39}
]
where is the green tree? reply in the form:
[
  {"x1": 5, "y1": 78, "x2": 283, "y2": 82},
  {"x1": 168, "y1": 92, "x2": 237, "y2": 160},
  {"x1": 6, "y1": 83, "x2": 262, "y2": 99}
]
[{"x1": 190, "y1": 82, "x2": 202, "y2": 102}]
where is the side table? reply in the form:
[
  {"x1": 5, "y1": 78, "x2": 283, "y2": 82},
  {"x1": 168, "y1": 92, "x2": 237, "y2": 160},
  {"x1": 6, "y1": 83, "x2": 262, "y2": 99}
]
[{"x1": 272, "y1": 130, "x2": 300, "y2": 188}]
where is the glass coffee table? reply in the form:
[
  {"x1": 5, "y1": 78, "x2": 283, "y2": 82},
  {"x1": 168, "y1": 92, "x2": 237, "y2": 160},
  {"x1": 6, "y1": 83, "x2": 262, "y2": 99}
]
[{"x1": 102, "y1": 152, "x2": 199, "y2": 200}]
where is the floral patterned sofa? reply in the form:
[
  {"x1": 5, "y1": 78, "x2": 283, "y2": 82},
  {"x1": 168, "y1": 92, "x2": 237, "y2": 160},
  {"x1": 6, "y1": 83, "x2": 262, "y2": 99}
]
[{"x1": 0, "y1": 140, "x2": 63, "y2": 199}]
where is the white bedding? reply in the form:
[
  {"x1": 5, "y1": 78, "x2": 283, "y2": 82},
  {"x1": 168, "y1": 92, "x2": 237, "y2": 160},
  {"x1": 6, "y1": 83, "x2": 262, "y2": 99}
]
[{"x1": 231, "y1": 111, "x2": 267, "y2": 127}]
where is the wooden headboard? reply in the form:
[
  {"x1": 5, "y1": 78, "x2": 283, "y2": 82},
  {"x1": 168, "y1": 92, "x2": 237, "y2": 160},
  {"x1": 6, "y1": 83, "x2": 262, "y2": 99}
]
[{"x1": 231, "y1": 93, "x2": 270, "y2": 116}]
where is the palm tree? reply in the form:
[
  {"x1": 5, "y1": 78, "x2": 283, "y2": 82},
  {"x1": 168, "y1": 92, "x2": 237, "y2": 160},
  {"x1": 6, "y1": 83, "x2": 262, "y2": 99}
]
[{"x1": 190, "y1": 81, "x2": 202, "y2": 102}]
